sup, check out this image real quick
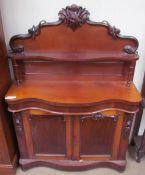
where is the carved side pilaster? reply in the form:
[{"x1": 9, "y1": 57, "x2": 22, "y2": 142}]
[
  {"x1": 123, "y1": 113, "x2": 133, "y2": 139},
  {"x1": 12, "y1": 112, "x2": 29, "y2": 158},
  {"x1": 13, "y1": 112, "x2": 23, "y2": 134},
  {"x1": 118, "y1": 113, "x2": 134, "y2": 159}
]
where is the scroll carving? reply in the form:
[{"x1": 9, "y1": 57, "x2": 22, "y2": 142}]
[
  {"x1": 103, "y1": 21, "x2": 138, "y2": 54},
  {"x1": 109, "y1": 26, "x2": 120, "y2": 39},
  {"x1": 28, "y1": 20, "x2": 46, "y2": 39},
  {"x1": 59, "y1": 4, "x2": 90, "y2": 31},
  {"x1": 123, "y1": 114, "x2": 133, "y2": 139},
  {"x1": 103, "y1": 21, "x2": 120, "y2": 40},
  {"x1": 13, "y1": 113, "x2": 23, "y2": 134},
  {"x1": 124, "y1": 45, "x2": 136, "y2": 54},
  {"x1": 9, "y1": 20, "x2": 47, "y2": 52},
  {"x1": 81, "y1": 112, "x2": 118, "y2": 122}
]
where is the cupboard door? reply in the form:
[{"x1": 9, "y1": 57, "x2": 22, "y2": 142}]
[
  {"x1": 73, "y1": 111, "x2": 124, "y2": 160},
  {"x1": 30, "y1": 116, "x2": 66, "y2": 154},
  {"x1": 20, "y1": 110, "x2": 68, "y2": 160}
]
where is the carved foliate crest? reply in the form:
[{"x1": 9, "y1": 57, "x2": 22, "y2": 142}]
[
  {"x1": 59, "y1": 4, "x2": 90, "y2": 31},
  {"x1": 9, "y1": 4, "x2": 138, "y2": 54}
]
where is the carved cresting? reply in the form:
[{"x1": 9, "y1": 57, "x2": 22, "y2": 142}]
[
  {"x1": 9, "y1": 4, "x2": 138, "y2": 54},
  {"x1": 59, "y1": 4, "x2": 90, "y2": 31}
]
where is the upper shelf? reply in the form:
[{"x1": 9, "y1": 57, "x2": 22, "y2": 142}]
[
  {"x1": 10, "y1": 51, "x2": 139, "y2": 61},
  {"x1": 9, "y1": 4, "x2": 139, "y2": 58}
]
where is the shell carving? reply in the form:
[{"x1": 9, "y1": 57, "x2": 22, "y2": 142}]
[{"x1": 59, "y1": 4, "x2": 90, "y2": 31}]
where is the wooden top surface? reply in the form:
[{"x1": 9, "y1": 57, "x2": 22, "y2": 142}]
[{"x1": 5, "y1": 80, "x2": 141, "y2": 105}]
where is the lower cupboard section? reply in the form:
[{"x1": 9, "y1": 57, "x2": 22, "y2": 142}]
[{"x1": 12, "y1": 109, "x2": 134, "y2": 171}]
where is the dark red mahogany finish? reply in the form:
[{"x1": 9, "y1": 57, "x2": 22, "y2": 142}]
[{"x1": 5, "y1": 5, "x2": 141, "y2": 172}]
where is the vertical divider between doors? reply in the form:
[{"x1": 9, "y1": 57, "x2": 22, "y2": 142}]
[
  {"x1": 72, "y1": 116, "x2": 80, "y2": 160},
  {"x1": 66, "y1": 115, "x2": 72, "y2": 159}
]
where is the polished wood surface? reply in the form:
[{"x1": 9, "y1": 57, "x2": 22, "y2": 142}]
[
  {"x1": 9, "y1": 5, "x2": 138, "y2": 86},
  {"x1": 5, "y1": 4, "x2": 141, "y2": 172},
  {"x1": 30, "y1": 115, "x2": 66, "y2": 155},
  {"x1": 5, "y1": 80, "x2": 141, "y2": 114},
  {"x1": 5, "y1": 80, "x2": 141, "y2": 104},
  {"x1": 0, "y1": 11, "x2": 17, "y2": 175}
]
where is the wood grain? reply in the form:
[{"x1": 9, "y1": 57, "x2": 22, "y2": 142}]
[{"x1": 5, "y1": 4, "x2": 141, "y2": 172}]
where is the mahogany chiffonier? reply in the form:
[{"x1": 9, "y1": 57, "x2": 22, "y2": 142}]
[
  {"x1": 5, "y1": 5, "x2": 141, "y2": 172},
  {"x1": 0, "y1": 11, "x2": 17, "y2": 175}
]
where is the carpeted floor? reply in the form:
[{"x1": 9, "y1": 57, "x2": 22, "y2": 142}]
[{"x1": 16, "y1": 150, "x2": 145, "y2": 175}]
